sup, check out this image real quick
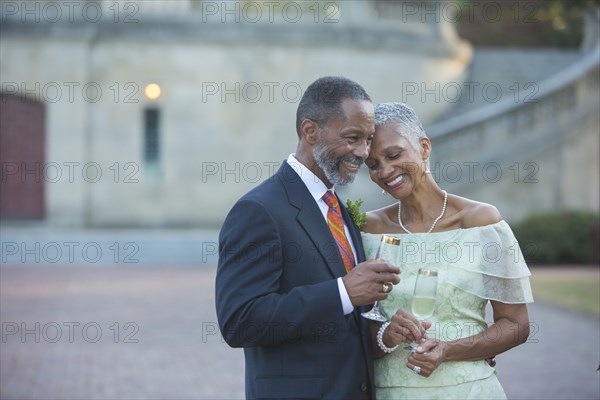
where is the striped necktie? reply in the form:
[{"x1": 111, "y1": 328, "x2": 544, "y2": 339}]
[{"x1": 322, "y1": 191, "x2": 356, "y2": 272}]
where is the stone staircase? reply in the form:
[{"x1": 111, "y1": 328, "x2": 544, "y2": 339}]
[{"x1": 439, "y1": 48, "x2": 581, "y2": 119}]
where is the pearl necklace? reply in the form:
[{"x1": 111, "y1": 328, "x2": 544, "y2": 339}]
[{"x1": 397, "y1": 190, "x2": 448, "y2": 234}]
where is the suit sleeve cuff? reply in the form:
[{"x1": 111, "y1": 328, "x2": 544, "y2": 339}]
[{"x1": 337, "y1": 277, "x2": 354, "y2": 315}]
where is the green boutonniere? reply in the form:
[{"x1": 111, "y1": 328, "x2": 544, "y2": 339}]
[{"x1": 346, "y1": 198, "x2": 366, "y2": 229}]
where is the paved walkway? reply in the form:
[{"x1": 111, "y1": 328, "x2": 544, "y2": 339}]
[{"x1": 1, "y1": 266, "x2": 598, "y2": 400}]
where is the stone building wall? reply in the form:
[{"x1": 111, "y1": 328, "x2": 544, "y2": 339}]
[{"x1": 1, "y1": 0, "x2": 472, "y2": 227}]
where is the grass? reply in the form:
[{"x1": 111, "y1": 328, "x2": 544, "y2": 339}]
[{"x1": 530, "y1": 266, "x2": 600, "y2": 316}]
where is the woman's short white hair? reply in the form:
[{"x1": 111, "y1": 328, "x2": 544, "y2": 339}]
[{"x1": 374, "y1": 102, "x2": 426, "y2": 151}]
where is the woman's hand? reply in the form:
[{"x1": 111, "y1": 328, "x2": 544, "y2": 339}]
[
  {"x1": 384, "y1": 309, "x2": 431, "y2": 347},
  {"x1": 406, "y1": 339, "x2": 447, "y2": 378}
]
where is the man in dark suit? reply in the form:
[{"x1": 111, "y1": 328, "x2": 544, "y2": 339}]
[{"x1": 216, "y1": 77, "x2": 400, "y2": 399}]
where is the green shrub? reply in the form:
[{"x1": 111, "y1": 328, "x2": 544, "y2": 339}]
[{"x1": 512, "y1": 211, "x2": 600, "y2": 264}]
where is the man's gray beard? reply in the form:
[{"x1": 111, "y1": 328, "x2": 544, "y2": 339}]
[{"x1": 313, "y1": 141, "x2": 362, "y2": 186}]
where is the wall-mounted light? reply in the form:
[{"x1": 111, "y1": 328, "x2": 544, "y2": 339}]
[{"x1": 144, "y1": 83, "x2": 162, "y2": 100}]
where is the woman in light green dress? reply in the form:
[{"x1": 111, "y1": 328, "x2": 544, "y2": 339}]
[{"x1": 362, "y1": 103, "x2": 534, "y2": 400}]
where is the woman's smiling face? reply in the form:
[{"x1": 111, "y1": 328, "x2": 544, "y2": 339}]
[{"x1": 365, "y1": 122, "x2": 429, "y2": 198}]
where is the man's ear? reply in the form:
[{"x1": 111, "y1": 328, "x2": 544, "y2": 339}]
[
  {"x1": 300, "y1": 119, "x2": 320, "y2": 145},
  {"x1": 419, "y1": 137, "x2": 432, "y2": 160}
]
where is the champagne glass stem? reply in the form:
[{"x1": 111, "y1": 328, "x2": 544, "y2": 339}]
[
  {"x1": 404, "y1": 318, "x2": 425, "y2": 352},
  {"x1": 361, "y1": 235, "x2": 399, "y2": 322},
  {"x1": 370, "y1": 241, "x2": 385, "y2": 313}
]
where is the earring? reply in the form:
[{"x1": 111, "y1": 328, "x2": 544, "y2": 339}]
[
  {"x1": 382, "y1": 189, "x2": 389, "y2": 196},
  {"x1": 424, "y1": 158, "x2": 431, "y2": 174}
]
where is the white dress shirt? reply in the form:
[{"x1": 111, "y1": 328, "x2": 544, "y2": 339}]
[{"x1": 287, "y1": 154, "x2": 356, "y2": 315}]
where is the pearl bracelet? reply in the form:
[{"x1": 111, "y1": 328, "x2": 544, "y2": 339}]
[{"x1": 377, "y1": 321, "x2": 398, "y2": 353}]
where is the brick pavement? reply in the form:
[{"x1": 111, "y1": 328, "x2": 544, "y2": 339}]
[
  {"x1": 1, "y1": 266, "x2": 598, "y2": 400},
  {"x1": 1, "y1": 266, "x2": 244, "y2": 400}
]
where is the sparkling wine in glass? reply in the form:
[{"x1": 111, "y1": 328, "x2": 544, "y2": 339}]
[
  {"x1": 405, "y1": 268, "x2": 438, "y2": 351},
  {"x1": 361, "y1": 235, "x2": 400, "y2": 322}
]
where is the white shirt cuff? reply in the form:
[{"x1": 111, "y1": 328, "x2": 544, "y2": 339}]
[{"x1": 337, "y1": 277, "x2": 354, "y2": 315}]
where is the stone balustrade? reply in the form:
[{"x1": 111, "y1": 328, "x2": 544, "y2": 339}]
[{"x1": 425, "y1": 10, "x2": 600, "y2": 221}]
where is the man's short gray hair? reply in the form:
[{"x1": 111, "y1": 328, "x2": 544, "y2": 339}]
[{"x1": 374, "y1": 102, "x2": 426, "y2": 150}]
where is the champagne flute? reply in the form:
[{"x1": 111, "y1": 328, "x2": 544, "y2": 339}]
[
  {"x1": 405, "y1": 268, "x2": 438, "y2": 351},
  {"x1": 361, "y1": 235, "x2": 400, "y2": 322}
]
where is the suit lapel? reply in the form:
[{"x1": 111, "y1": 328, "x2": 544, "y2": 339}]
[
  {"x1": 277, "y1": 162, "x2": 348, "y2": 279},
  {"x1": 296, "y1": 207, "x2": 348, "y2": 278}
]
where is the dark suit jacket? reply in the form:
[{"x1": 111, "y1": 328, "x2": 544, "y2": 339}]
[{"x1": 216, "y1": 161, "x2": 375, "y2": 400}]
